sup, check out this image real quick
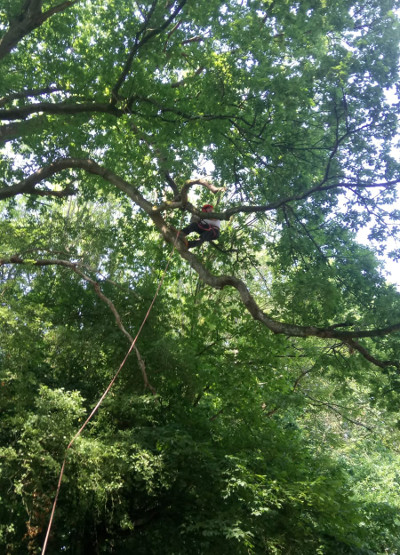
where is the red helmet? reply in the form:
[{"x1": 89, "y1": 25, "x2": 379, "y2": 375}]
[{"x1": 202, "y1": 204, "x2": 214, "y2": 211}]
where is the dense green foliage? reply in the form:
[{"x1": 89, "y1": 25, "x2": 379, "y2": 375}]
[{"x1": 1, "y1": 0, "x2": 400, "y2": 553}]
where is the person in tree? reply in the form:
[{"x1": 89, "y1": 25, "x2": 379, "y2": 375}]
[{"x1": 180, "y1": 204, "x2": 220, "y2": 249}]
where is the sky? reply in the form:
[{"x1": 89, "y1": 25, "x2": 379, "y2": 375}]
[
  {"x1": 367, "y1": 87, "x2": 400, "y2": 290},
  {"x1": 357, "y1": 227, "x2": 400, "y2": 290}
]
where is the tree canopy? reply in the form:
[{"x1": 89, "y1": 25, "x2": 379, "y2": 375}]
[{"x1": 1, "y1": 0, "x2": 400, "y2": 553}]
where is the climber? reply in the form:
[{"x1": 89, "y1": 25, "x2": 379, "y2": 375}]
[{"x1": 180, "y1": 204, "x2": 220, "y2": 249}]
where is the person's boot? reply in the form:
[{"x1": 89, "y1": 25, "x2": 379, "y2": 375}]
[{"x1": 187, "y1": 240, "x2": 202, "y2": 249}]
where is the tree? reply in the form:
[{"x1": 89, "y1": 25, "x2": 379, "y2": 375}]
[{"x1": 1, "y1": 0, "x2": 400, "y2": 553}]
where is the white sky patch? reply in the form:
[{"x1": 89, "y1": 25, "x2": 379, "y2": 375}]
[
  {"x1": 357, "y1": 227, "x2": 400, "y2": 290},
  {"x1": 356, "y1": 86, "x2": 400, "y2": 289}
]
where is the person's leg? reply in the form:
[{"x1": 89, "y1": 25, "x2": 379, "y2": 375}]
[
  {"x1": 181, "y1": 222, "x2": 201, "y2": 236},
  {"x1": 187, "y1": 228, "x2": 219, "y2": 249},
  {"x1": 187, "y1": 238, "x2": 203, "y2": 248}
]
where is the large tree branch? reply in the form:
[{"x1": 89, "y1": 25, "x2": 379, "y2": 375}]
[
  {"x1": 0, "y1": 160, "x2": 79, "y2": 199},
  {"x1": 0, "y1": 0, "x2": 79, "y2": 59},
  {"x1": 9, "y1": 160, "x2": 394, "y2": 215},
  {"x1": 1, "y1": 158, "x2": 399, "y2": 370},
  {"x1": 219, "y1": 178, "x2": 399, "y2": 219},
  {"x1": 0, "y1": 101, "x2": 122, "y2": 121},
  {"x1": 0, "y1": 158, "x2": 151, "y2": 203},
  {"x1": 155, "y1": 177, "x2": 400, "y2": 219},
  {"x1": 179, "y1": 179, "x2": 226, "y2": 204},
  {"x1": 0, "y1": 255, "x2": 155, "y2": 393},
  {"x1": 0, "y1": 115, "x2": 51, "y2": 144},
  {"x1": 0, "y1": 101, "x2": 124, "y2": 146},
  {"x1": 0, "y1": 86, "x2": 61, "y2": 107}
]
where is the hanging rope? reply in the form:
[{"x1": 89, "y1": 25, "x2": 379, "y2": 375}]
[{"x1": 41, "y1": 230, "x2": 182, "y2": 554}]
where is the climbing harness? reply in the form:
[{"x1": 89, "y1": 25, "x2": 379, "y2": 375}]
[{"x1": 198, "y1": 221, "x2": 219, "y2": 238}]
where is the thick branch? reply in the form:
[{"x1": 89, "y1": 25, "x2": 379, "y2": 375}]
[
  {"x1": 0, "y1": 86, "x2": 61, "y2": 107},
  {"x1": 0, "y1": 116, "x2": 51, "y2": 144},
  {"x1": 175, "y1": 252, "x2": 400, "y2": 345},
  {"x1": 0, "y1": 158, "x2": 150, "y2": 204},
  {"x1": 0, "y1": 160, "x2": 78, "y2": 199},
  {"x1": 0, "y1": 255, "x2": 155, "y2": 393},
  {"x1": 0, "y1": 0, "x2": 79, "y2": 59},
  {"x1": 203, "y1": 178, "x2": 400, "y2": 220},
  {"x1": 180, "y1": 179, "x2": 225, "y2": 204},
  {"x1": 0, "y1": 101, "x2": 122, "y2": 121},
  {"x1": 1, "y1": 159, "x2": 399, "y2": 371},
  {"x1": 345, "y1": 338, "x2": 397, "y2": 369}
]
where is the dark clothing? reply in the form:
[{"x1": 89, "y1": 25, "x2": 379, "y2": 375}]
[{"x1": 181, "y1": 221, "x2": 220, "y2": 249}]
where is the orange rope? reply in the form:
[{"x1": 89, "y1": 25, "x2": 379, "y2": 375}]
[{"x1": 42, "y1": 231, "x2": 181, "y2": 554}]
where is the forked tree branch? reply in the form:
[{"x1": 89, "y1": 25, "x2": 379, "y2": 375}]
[
  {"x1": 5, "y1": 156, "x2": 396, "y2": 223},
  {"x1": 0, "y1": 0, "x2": 80, "y2": 59},
  {"x1": 179, "y1": 179, "x2": 226, "y2": 204},
  {"x1": 1, "y1": 154, "x2": 399, "y2": 373}
]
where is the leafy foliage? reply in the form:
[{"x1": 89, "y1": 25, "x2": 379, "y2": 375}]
[{"x1": 1, "y1": 0, "x2": 400, "y2": 553}]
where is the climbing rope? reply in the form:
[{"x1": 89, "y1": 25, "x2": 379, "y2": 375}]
[{"x1": 42, "y1": 230, "x2": 182, "y2": 554}]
